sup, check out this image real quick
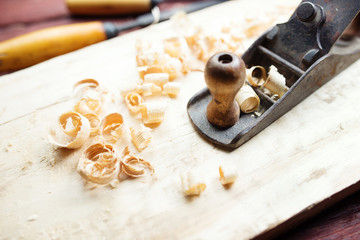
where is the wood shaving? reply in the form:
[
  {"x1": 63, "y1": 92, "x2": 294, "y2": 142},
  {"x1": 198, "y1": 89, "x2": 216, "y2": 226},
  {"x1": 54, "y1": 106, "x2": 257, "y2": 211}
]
[
  {"x1": 163, "y1": 82, "x2": 180, "y2": 98},
  {"x1": 100, "y1": 113, "x2": 124, "y2": 143},
  {"x1": 74, "y1": 96, "x2": 103, "y2": 116},
  {"x1": 140, "y1": 101, "x2": 166, "y2": 124},
  {"x1": 144, "y1": 73, "x2": 169, "y2": 87},
  {"x1": 49, "y1": 111, "x2": 91, "y2": 149},
  {"x1": 162, "y1": 57, "x2": 183, "y2": 81},
  {"x1": 235, "y1": 84, "x2": 260, "y2": 113},
  {"x1": 246, "y1": 66, "x2": 267, "y2": 87},
  {"x1": 73, "y1": 78, "x2": 100, "y2": 89},
  {"x1": 136, "y1": 40, "x2": 183, "y2": 81},
  {"x1": 130, "y1": 125, "x2": 152, "y2": 151},
  {"x1": 263, "y1": 65, "x2": 289, "y2": 97},
  {"x1": 246, "y1": 65, "x2": 288, "y2": 100},
  {"x1": 138, "y1": 65, "x2": 163, "y2": 80},
  {"x1": 77, "y1": 143, "x2": 119, "y2": 184},
  {"x1": 120, "y1": 83, "x2": 162, "y2": 97},
  {"x1": 139, "y1": 83, "x2": 162, "y2": 96},
  {"x1": 73, "y1": 78, "x2": 107, "y2": 101},
  {"x1": 163, "y1": 37, "x2": 183, "y2": 58},
  {"x1": 180, "y1": 172, "x2": 206, "y2": 196},
  {"x1": 172, "y1": 10, "x2": 291, "y2": 63},
  {"x1": 219, "y1": 165, "x2": 238, "y2": 186},
  {"x1": 125, "y1": 92, "x2": 144, "y2": 113},
  {"x1": 84, "y1": 113, "x2": 100, "y2": 136},
  {"x1": 120, "y1": 146, "x2": 154, "y2": 178}
]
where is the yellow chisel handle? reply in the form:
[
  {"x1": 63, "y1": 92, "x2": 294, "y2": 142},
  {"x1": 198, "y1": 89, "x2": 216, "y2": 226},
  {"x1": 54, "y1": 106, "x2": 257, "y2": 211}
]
[{"x1": 0, "y1": 21, "x2": 108, "y2": 72}]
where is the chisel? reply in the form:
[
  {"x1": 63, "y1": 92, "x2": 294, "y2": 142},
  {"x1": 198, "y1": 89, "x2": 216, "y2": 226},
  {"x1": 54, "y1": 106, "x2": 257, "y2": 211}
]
[
  {"x1": 66, "y1": 0, "x2": 163, "y2": 15},
  {"x1": 0, "y1": 0, "x2": 227, "y2": 72}
]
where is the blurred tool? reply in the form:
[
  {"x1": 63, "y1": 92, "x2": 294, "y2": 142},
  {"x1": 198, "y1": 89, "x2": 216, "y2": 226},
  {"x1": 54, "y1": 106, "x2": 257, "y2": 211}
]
[
  {"x1": 0, "y1": 0, "x2": 227, "y2": 72},
  {"x1": 66, "y1": 0, "x2": 163, "y2": 15}
]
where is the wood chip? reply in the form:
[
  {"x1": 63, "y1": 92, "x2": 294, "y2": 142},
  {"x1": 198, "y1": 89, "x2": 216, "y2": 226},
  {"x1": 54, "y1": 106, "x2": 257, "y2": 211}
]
[
  {"x1": 180, "y1": 172, "x2": 206, "y2": 196},
  {"x1": 219, "y1": 165, "x2": 238, "y2": 186}
]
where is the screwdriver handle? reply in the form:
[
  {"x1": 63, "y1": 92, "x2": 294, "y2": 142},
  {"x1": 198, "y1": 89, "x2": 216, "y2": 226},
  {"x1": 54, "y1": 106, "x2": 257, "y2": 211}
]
[{"x1": 0, "y1": 21, "x2": 108, "y2": 72}]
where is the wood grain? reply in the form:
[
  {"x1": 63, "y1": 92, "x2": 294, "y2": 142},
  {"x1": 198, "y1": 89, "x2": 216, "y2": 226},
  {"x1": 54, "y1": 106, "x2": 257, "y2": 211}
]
[{"x1": 1, "y1": 0, "x2": 360, "y2": 239}]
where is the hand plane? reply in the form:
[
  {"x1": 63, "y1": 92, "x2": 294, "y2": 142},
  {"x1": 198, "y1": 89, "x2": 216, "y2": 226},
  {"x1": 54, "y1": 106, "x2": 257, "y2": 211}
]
[{"x1": 187, "y1": 0, "x2": 360, "y2": 150}]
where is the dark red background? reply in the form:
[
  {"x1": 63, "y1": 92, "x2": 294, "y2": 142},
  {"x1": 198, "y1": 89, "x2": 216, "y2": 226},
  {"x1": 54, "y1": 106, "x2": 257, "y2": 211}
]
[{"x1": 1, "y1": 0, "x2": 359, "y2": 239}]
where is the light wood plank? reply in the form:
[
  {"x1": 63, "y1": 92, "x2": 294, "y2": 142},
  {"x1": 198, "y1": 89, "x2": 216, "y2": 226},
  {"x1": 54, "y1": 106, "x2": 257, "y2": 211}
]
[{"x1": 1, "y1": 0, "x2": 360, "y2": 239}]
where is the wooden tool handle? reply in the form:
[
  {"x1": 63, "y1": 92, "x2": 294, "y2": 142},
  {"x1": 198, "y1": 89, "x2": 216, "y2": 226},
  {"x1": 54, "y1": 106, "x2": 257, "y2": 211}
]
[
  {"x1": 66, "y1": 0, "x2": 155, "y2": 15},
  {"x1": 205, "y1": 52, "x2": 245, "y2": 128},
  {"x1": 0, "y1": 21, "x2": 107, "y2": 72}
]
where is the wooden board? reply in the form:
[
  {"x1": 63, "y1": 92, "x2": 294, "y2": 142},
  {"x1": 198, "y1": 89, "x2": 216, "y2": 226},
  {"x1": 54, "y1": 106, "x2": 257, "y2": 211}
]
[{"x1": 1, "y1": 0, "x2": 360, "y2": 239}]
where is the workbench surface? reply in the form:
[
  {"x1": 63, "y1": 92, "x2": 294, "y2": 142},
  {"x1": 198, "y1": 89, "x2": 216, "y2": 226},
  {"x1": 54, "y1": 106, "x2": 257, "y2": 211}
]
[{"x1": 1, "y1": 0, "x2": 360, "y2": 239}]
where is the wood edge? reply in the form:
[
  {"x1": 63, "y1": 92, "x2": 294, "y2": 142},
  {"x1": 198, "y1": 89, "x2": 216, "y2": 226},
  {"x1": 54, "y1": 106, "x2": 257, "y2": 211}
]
[{"x1": 252, "y1": 179, "x2": 360, "y2": 240}]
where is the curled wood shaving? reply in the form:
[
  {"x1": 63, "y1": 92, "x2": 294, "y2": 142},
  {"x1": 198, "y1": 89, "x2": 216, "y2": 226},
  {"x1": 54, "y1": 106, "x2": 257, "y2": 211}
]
[
  {"x1": 120, "y1": 146, "x2": 154, "y2": 178},
  {"x1": 100, "y1": 113, "x2": 124, "y2": 143},
  {"x1": 84, "y1": 113, "x2": 100, "y2": 136},
  {"x1": 74, "y1": 96, "x2": 103, "y2": 116},
  {"x1": 184, "y1": 31, "x2": 208, "y2": 62},
  {"x1": 182, "y1": 24, "x2": 238, "y2": 62},
  {"x1": 219, "y1": 165, "x2": 238, "y2": 186},
  {"x1": 73, "y1": 79, "x2": 107, "y2": 102},
  {"x1": 264, "y1": 65, "x2": 289, "y2": 97},
  {"x1": 130, "y1": 125, "x2": 152, "y2": 151},
  {"x1": 163, "y1": 82, "x2": 180, "y2": 98},
  {"x1": 235, "y1": 84, "x2": 260, "y2": 113},
  {"x1": 180, "y1": 172, "x2": 206, "y2": 196},
  {"x1": 247, "y1": 66, "x2": 267, "y2": 87},
  {"x1": 173, "y1": 11, "x2": 292, "y2": 62},
  {"x1": 163, "y1": 57, "x2": 183, "y2": 81},
  {"x1": 49, "y1": 111, "x2": 91, "y2": 149},
  {"x1": 77, "y1": 143, "x2": 119, "y2": 184},
  {"x1": 140, "y1": 101, "x2": 166, "y2": 124},
  {"x1": 140, "y1": 83, "x2": 162, "y2": 96},
  {"x1": 125, "y1": 92, "x2": 144, "y2": 113},
  {"x1": 73, "y1": 78, "x2": 100, "y2": 89},
  {"x1": 163, "y1": 37, "x2": 183, "y2": 58},
  {"x1": 121, "y1": 83, "x2": 162, "y2": 98},
  {"x1": 139, "y1": 63, "x2": 182, "y2": 81},
  {"x1": 136, "y1": 44, "x2": 163, "y2": 67},
  {"x1": 120, "y1": 84, "x2": 142, "y2": 97},
  {"x1": 144, "y1": 73, "x2": 169, "y2": 87},
  {"x1": 138, "y1": 65, "x2": 164, "y2": 80},
  {"x1": 73, "y1": 79, "x2": 100, "y2": 98},
  {"x1": 136, "y1": 40, "x2": 183, "y2": 81}
]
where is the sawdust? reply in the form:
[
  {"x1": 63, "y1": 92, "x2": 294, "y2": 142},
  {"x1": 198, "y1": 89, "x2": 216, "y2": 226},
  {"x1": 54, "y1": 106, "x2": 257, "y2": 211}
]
[
  {"x1": 21, "y1": 161, "x2": 33, "y2": 171},
  {"x1": 303, "y1": 168, "x2": 327, "y2": 183},
  {"x1": 4, "y1": 143, "x2": 12, "y2": 152},
  {"x1": 27, "y1": 214, "x2": 38, "y2": 222}
]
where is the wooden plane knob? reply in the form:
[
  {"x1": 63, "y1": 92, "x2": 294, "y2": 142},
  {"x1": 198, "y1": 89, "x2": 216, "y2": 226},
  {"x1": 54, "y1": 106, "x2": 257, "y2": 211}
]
[{"x1": 205, "y1": 52, "x2": 246, "y2": 128}]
